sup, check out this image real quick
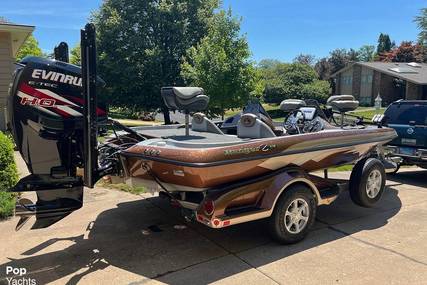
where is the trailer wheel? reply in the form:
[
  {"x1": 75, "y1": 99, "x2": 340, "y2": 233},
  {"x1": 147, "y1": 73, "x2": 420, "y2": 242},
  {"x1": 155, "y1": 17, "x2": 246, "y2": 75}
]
[
  {"x1": 349, "y1": 158, "x2": 386, "y2": 208},
  {"x1": 268, "y1": 185, "x2": 316, "y2": 244}
]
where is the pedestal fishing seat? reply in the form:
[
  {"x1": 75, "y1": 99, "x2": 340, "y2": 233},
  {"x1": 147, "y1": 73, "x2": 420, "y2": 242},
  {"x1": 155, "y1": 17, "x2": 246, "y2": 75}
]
[
  {"x1": 279, "y1": 99, "x2": 306, "y2": 112},
  {"x1": 161, "y1": 87, "x2": 210, "y2": 136},
  {"x1": 327, "y1": 95, "x2": 359, "y2": 127}
]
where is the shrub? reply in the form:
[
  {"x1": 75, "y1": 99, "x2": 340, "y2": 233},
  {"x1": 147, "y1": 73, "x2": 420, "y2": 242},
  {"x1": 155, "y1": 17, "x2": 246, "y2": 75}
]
[
  {"x1": 300, "y1": 80, "x2": 331, "y2": 104},
  {"x1": 262, "y1": 63, "x2": 331, "y2": 104},
  {"x1": 0, "y1": 131, "x2": 18, "y2": 219}
]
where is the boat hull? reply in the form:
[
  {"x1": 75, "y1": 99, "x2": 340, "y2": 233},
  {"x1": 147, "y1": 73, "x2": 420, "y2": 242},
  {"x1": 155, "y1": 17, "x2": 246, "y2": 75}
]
[{"x1": 120, "y1": 127, "x2": 396, "y2": 191}]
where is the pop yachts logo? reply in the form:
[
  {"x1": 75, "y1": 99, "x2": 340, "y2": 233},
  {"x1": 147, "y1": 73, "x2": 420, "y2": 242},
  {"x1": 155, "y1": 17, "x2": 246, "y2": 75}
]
[
  {"x1": 4, "y1": 266, "x2": 36, "y2": 285},
  {"x1": 31, "y1": 69, "x2": 82, "y2": 87}
]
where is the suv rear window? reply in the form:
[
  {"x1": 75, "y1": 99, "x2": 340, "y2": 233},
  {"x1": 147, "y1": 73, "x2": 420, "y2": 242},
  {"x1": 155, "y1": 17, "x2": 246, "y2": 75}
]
[{"x1": 385, "y1": 102, "x2": 427, "y2": 125}]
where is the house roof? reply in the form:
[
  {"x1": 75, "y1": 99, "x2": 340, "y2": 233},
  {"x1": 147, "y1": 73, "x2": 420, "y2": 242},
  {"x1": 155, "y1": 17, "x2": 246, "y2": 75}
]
[
  {"x1": 332, "y1": 62, "x2": 427, "y2": 85},
  {"x1": 0, "y1": 22, "x2": 35, "y2": 57}
]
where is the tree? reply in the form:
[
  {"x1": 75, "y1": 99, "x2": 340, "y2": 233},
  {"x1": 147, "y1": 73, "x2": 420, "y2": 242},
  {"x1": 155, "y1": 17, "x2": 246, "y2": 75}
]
[
  {"x1": 16, "y1": 35, "x2": 43, "y2": 61},
  {"x1": 377, "y1": 33, "x2": 392, "y2": 54},
  {"x1": 70, "y1": 44, "x2": 81, "y2": 65},
  {"x1": 381, "y1": 41, "x2": 426, "y2": 62},
  {"x1": 346, "y1": 49, "x2": 359, "y2": 62},
  {"x1": 328, "y1": 48, "x2": 350, "y2": 75},
  {"x1": 181, "y1": 9, "x2": 259, "y2": 119},
  {"x1": 415, "y1": 8, "x2": 427, "y2": 46},
  {"x1": 293, "y1": 54, "x2": 316, "y2": 66},
  {"x1": 258, "y1": 58, "x2": 282, "y2": 70},
  {"x1": 314, "y1": 57, "x2": 331, "y2": 80},
  {"x1": 93, "y1": 0, "x2": 219, "y2": 123},
  {"x1": 358, "y1": 45, "x2": 375, "y2": 62},
  {"x1": 262, "y1": 63, "x2": 330, "y2": 104}
]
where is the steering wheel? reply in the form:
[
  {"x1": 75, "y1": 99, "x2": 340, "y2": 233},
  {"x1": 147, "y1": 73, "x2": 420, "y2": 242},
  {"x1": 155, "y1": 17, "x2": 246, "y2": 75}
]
[
  {"x1": 303, "y1": 118, "x2": 323, "y2": 133},
  {"x1": 284, "y1": 109, "x2": 306, "y2": 134}
]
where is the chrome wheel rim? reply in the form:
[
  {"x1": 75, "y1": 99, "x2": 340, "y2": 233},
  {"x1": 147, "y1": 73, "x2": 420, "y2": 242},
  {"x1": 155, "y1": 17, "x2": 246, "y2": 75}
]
[
  {"x1": 366, "y1": 169, "x2": 382, "y2": 198},
  {"x1": 284, "y1": 198, "x2": 309, "y2": 234}
]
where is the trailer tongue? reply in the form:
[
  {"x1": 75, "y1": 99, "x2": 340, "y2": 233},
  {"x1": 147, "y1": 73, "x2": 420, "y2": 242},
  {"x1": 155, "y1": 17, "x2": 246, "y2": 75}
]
[{"x1": 8, "y1": 24, "x2": 103, "y2": 230}]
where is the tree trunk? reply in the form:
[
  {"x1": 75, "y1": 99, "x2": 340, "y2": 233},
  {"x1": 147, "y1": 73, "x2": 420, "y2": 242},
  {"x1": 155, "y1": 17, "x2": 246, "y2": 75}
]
[{"x1": 162, "y1": 107, "x2": 171, "y2": 124}]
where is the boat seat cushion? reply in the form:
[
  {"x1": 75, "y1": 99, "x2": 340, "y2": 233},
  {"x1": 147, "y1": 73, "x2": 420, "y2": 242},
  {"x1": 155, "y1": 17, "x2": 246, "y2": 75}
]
[
  {"x1": 327, "y1": 95, "x2": 359, "y2": 112},
  {"x1": 192, "y1": 113, "x2": 224, "y2": 135},
  {"x1": 161, "y1": 87, "x2": 209, "y2": 112},
  {"x1": 237, "y1": 113, "x2": 276, "y2": 139},
  {"x1": 173, "y1": 87, "x2": 204, "y2": 99},
  {"x1": 327, "y1": 95, "x2": 356, "y2": 104},
  {"x1": 280, "y1": 99, "x2": 306, "y2": 112}
]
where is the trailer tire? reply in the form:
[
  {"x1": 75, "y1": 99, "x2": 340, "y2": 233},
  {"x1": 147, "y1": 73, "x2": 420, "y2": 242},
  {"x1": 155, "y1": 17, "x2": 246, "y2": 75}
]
[
  {"x1": 389, "y1": 163, "x2": 400, "y2": 175},
  {"x1": 268, "y1": 185, "x2": 316, "y2": 244},
  {"x1": 349, "y1": 158, "x2": 386, "y2": 208}
]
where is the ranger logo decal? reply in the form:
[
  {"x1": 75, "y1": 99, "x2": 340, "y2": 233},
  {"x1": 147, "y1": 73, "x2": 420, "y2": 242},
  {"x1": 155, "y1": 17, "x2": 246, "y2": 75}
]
[{"x1": 224, "y1": 144, "x2": 277, "y2": 156}]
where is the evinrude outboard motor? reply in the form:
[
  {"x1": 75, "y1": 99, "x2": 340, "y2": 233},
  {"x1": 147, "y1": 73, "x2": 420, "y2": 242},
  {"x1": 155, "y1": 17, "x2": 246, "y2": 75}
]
[{"x1": 7, "y1": 24, "x2": 106, "y2": 230}]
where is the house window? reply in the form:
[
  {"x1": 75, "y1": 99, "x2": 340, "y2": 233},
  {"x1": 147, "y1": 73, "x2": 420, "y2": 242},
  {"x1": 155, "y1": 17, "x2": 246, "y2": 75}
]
[
  {"x1": 361, "y1": 74, "x2": 373, "y2": 84},
  {"x1": 341, "y1": 75, "x2": 353, "y2": 85}
]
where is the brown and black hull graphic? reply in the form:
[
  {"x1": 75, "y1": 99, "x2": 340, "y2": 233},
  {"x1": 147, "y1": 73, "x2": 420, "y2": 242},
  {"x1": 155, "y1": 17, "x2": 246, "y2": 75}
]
[{"x1": 120, "y1": 127, "x2": 396, "y2": 191}]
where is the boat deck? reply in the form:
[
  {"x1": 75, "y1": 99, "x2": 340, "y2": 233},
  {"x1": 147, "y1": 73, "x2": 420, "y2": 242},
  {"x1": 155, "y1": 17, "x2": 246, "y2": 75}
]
[{"x1": 135, "y1": 127, "x2": 248, "y2": 148}]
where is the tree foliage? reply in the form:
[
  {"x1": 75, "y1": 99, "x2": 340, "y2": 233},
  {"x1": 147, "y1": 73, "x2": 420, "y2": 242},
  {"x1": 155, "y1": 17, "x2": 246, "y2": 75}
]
[
  {"x1": 93, "y1": 0, "x2": 219, "y2": 123},
  {"x1": 0, "y1": 132, "x2": 18, "y2": 219},
  {"x1": 381, "y1": 41, "x2": 426, "y2": 62},
  {"x1": 70, "y1": 44, "x2": 81, "y2": 65},
  {"x1": 262, "y1": 62, "x2": 330, "y2": 104},
  {"x1": 181, "y1": 9, "x2": 259, "y2": 118},
  {"x1": 414, "y1": 8, "x2": 427, "y2": 46},
  {"x1": 16, "y1": 35, "x2": 43, "y2": 61},
  {"x1": 358, "y1": 45, "x2": 375, "y2": 62},
  {"x1": 314, "y1": 48, "x2": 363, "y2": 81},
  {"x1": 328, "y1": 48, "x2": 352, "y2": 75},
  {"x1": 314, "y1": 57, "x2": 331, "y2": 80},
  {"x1": 258, "y1": 58, "x2": 281, "y2": 70},
  {"x1": 377, "y1": 33, "x2": 392, "y2": 54},
  {"x1": 293, "y1": 54, "x2": 316, "y2": 66}
]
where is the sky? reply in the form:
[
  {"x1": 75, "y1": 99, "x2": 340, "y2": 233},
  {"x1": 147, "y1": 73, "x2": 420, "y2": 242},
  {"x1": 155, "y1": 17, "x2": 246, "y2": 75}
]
[{"x1": 1, "y1": 0, "x2": 425, "y2": 62}]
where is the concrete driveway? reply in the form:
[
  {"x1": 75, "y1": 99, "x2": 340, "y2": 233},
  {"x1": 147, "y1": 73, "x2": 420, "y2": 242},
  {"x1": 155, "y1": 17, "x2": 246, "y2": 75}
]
[{"x1": 0, "y1": 168, "x2": 426, "y2": 285}]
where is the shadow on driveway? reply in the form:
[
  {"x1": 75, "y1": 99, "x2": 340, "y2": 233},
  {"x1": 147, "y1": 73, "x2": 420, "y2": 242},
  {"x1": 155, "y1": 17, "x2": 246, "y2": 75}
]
[
  {"x1": 0, "y1": 186, "x2": 402, "y2": 285},
  {"x1": 387, "y1": 169, "x2": 427, "y2": 189}
]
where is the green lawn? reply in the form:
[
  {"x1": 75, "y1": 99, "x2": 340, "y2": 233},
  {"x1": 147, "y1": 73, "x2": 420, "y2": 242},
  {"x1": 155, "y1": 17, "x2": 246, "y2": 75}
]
[
  {"x1": 348, "y1": 108, "x2": 385, "y2": 120},
  {"x1": 114, "y1": 118, "x2": 161, "y2": 127},
  {"x1": 97, "y1": 179, "x2": 146, "y2": 195}
]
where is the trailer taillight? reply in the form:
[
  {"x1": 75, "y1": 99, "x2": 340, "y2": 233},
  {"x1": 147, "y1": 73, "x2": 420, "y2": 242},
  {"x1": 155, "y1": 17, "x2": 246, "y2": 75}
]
[{"x1": 203, "y1": 199, "x2": 215, "y2": 216}]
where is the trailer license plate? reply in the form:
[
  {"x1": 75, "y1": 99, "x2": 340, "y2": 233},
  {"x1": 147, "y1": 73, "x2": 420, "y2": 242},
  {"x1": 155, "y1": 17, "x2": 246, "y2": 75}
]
[
  {"x1": 401, "y1": 138, "x2": 417, "y2": 145},
  {"x1": 400, "y1": 147, "x2": 415, "y2": 155}
]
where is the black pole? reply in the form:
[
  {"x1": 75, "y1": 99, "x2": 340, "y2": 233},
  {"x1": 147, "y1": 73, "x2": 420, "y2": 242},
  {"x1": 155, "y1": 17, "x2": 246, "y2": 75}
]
[
  {"x1": 54, "y1": 42, "x2": 69, "y2": 62},
  {"x1": 81, "y1": 23, "x2": 98, "y2": 188}
]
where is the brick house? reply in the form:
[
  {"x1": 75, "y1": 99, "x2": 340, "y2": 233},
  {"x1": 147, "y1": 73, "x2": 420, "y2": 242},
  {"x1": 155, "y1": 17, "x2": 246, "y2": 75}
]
[
  {"x1": 0, "y1": 21, "x2": 34, "y2": 131},
  {"x1": 331, "y1": 62, "x2": 427, "y2": 106}
]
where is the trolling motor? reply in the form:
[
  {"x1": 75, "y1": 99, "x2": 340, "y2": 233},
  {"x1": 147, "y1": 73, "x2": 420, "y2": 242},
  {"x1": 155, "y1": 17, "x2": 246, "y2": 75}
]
[{"x1": 7, "y1": 24, "x2": 106, "y2": 230}]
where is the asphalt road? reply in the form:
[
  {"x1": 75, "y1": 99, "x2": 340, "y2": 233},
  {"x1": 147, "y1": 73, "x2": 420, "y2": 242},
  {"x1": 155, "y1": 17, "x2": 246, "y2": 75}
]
[{"x1": 0, "y1": 163, "x2": 426, "y2": 284}]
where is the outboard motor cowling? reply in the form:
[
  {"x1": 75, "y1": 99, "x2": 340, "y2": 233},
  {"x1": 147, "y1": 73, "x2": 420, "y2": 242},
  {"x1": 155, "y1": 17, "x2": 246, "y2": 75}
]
[{"x1": 7, "y1": 56, "x2": 107, "y2": 230}]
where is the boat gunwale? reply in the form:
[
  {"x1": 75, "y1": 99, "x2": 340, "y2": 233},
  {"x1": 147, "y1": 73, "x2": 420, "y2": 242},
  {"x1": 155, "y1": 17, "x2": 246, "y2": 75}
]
[{"x1": 120, "y1": 129, "x2": 397, "y2": 168}]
